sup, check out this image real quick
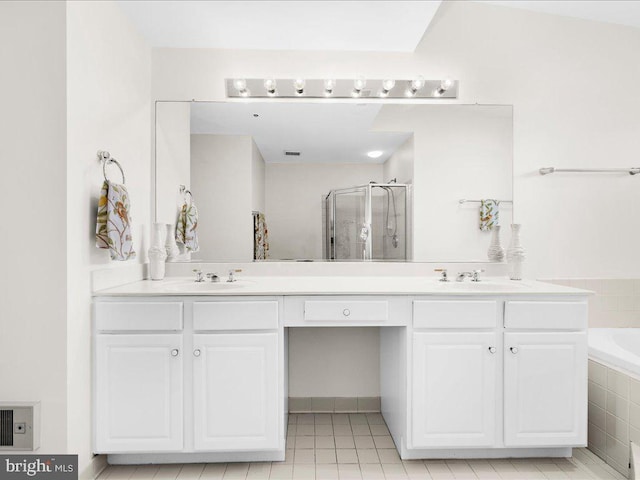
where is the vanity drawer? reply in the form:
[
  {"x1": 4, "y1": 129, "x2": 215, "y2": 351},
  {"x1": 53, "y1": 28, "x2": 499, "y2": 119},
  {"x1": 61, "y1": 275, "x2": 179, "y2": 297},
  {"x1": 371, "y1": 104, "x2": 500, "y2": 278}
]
[
  {"x1": 94, "y1": 302, "x2": 183, "y2": 331},
  {"x1": 193, "y1": 301, "x2": 279, "y2": 331},
  {"x1": 304, "y1": 300, "x2": 388, "y2": 322},
  {"x1": 413, "y1": 300, "x2": 498, "y2": 329},
  {"x1": 504, "y1": 300, "x2": 587, "y2": 330},
  {"x1": 283, "y1": 296, "x2": 408, "y2": 326}
]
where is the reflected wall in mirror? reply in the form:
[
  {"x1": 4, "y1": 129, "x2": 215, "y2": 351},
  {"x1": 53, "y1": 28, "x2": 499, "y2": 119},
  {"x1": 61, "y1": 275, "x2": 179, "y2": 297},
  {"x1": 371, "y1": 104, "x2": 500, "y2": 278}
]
[{"x1": 155, "y1": 102, "x2": 513, "y2": 263}]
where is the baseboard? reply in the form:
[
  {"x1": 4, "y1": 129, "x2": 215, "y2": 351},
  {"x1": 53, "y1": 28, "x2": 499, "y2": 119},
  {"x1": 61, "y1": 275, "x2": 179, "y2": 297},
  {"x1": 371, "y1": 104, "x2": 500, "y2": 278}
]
[
  {"x1": 79, "y1": 454, "x2": 108, "y2": 480},
  {"x1": 288, "y1": 397, "x2": 380, "y2": 413}
]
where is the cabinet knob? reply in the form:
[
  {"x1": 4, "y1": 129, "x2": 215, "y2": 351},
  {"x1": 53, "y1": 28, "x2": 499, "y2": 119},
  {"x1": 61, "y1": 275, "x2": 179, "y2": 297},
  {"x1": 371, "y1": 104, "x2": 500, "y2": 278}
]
[
  {"x1": 193, "y1": 349, "x2": 201, "y2": 357},
  {"x1": 510, "y1": 347, "x2": 518, "y2": 354},
  {"x1": 343, "y1": 309, "x2": 351, "y2": 317},
  {"x1": 171, "y1": 349, "x2": 179, "y2": 357},
  {"x1": 488, "y1": 346, "x2": 496, "y2": 354}
]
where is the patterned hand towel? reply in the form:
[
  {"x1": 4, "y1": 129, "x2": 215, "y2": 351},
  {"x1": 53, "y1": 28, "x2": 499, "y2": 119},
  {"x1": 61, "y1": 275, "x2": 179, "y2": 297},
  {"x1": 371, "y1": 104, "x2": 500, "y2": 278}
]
[
  {"x1": 479, "y1": 199, "x2": 499, "y2": 231},
  {"x1": 96, "y1": 181, "x2": 136, "y2": 260},
  {"x1": 176, "y1": 200, "x2": 199, "y2": 253},
  {"x1": 253, "y1": 212, "x2": 269, "y2": 260}
]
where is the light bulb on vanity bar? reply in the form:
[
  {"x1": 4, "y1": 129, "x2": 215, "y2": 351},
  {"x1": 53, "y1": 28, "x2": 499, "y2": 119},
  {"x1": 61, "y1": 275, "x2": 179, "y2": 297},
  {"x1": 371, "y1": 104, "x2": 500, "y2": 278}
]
[
  {"x1": 352, "y1": 76, "x2": 366, "y2": 97},
  {"x1": 406, "y1": 75, "x2": 425, "y2": 96},
  {"x1": 263, "y1": 78, "x2": 277, "y2": 96},
  {"x1": 434, "y1": 77, "x2": 454, "y2": 97},
  {"x1": 324, "y1": 79, "x2": 336, "y2": 96},
  {"x1": 380, "y1": 79, "x2": 395, "y2": 97},
  {"x1": 233, "y1": 78, "x2": 249, "y2": 96},
  {"x1": 293, "y1": 78, "x2": 306, "y2": 95}
]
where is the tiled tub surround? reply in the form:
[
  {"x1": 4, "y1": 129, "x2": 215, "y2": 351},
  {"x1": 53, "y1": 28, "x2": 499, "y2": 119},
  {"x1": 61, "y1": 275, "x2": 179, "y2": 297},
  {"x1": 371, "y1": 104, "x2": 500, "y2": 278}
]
[
  {"x1": 545, "y1": 279, "x2": 640, "y2": 327},
  {"x1": 587, "y1": 359, "x2": 640, "y2": 477}
]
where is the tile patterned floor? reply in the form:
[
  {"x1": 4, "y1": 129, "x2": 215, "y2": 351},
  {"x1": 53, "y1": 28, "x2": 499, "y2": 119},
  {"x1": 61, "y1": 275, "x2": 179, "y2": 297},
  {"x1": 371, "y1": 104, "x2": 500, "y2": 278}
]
[{"x1": 98, "y1": 413, "x2": 626, "y2": 480}]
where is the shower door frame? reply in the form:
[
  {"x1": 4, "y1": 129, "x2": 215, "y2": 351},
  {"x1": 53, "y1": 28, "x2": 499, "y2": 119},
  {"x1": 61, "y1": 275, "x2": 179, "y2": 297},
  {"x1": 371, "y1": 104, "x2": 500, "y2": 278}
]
[{"x1": 325, "y1": 183, "x2": 408, "y2": 261}]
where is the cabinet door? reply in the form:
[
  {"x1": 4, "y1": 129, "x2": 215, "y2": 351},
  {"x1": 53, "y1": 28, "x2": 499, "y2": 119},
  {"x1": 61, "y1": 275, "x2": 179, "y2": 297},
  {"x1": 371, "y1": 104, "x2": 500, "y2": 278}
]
[
  {"x1": 504, "y1": 332, "x2": 587, "y2": 447},
  {"x1": 193, "y1": 333, "x2": 279, "y2": 451},
  {"x1": 412, "y1": 332, "x2": 497, "y2": 447},
  {"x1": 95, "y1": 334, "x2": 183, "y2": 452}
]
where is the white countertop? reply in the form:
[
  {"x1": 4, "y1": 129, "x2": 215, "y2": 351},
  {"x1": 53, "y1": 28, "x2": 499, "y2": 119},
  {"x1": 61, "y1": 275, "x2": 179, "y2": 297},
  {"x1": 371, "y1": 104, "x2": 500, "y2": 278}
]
[{"x1": 93, "y1": 276, "x2": 591, "y2": 297}]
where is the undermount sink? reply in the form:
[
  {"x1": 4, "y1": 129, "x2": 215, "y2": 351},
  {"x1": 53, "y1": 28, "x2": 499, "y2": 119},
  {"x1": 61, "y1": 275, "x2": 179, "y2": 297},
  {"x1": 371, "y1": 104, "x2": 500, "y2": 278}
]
[{"x1": 161, "y1": 279, "x2": 252, "y2": 292}]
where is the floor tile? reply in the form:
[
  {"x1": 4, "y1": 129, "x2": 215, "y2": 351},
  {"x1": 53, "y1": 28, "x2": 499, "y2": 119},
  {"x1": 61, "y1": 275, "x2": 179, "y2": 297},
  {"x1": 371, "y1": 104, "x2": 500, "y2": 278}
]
[
  {"x1": 247, "y1": 463, "x2": 272, "y2": 480},
  {"x1": 359, "y1": 464, "x2": 385, "y2": 479},
  {"x1": 129, "y1": 465, "x2": 159, "y2": 480},
  {"x1": 154, "y1": 465, "x2": 183, "y2": 480},
  {"x1": 296, "y1": 436, "x2": 315, "y2": 449},
  {"x1": 349, "y1": 414, "x2": 368, "y2": 425},
  {"x1": 269, "y1": 464, "x2": 294, "y2": 479},
  {"x1": 350, "y1": 425, "x2": 370, "y2": 436},
  {"x1": 315, "y1": 414, "x2": 332, "y2": 425},
  {"x1": 334, "y1": 436, "x2": 355, "y2": 449},
  {"x1": 223, "y1": 463, "x2": 249, "y2": 479},
  {"x1": 377, "y1": 448, "x2": 401, "y2": 464},
  {"x1": 336, "y1": 449, "x2": 358, "y2": 464},
  {"x1": 295, "y1": 449, "x2": 315, "y2": 465},
  {"x1": 353, "y1": 436, "x2": 374, "y2": 449},
  {"x1": 373, "y1": 435, "x2": 395, "y2": 449},
  {"x1": 315, "y1": 436, "x2": 335, "y2": 448},
  {"x1": 366, "y1": 413, "x2": 385, "y2": 425},
  {"x1": 315, "y1": 464, "x2": 339, "y2": 480},
  {"x1": 315, "y1": 425, "x2": 334, "y2": 436},
  {"x1": 333, "y1": 425, "x2": 352, "y2": 436},
  {"x1": 201, "y1": 464, "x2": 227, "y2": 479},
  {"x1": 332, "y1": 414, "x2": 349, "y2": 425},
  {"x1": 382, "y1": 463, "x2": 408, "y2": 479},
  {"x1": 298, "y1": 414, "x2": 315, "y2": 425},
  {"x1": 337, "y1": 464, "x2": 361, "y2": 479},
  {"x1": 369, "y1": 424, "x2": 390, "y2": 436},
  {"x1": 178, "y1": 464, "x2": 205, "y2": 479},
  {"x1": 292, "y1": 465, "x2": 316, "y2": 480},
  {"x1": 297, "y1": 425, "x2": 315, "y2": 436},
  {"x1": 356, "y1": 449, "x2": 379, "y2": 464},
  {"x1": 316, "y1": 449, "x2": 337, "y2": 464}
]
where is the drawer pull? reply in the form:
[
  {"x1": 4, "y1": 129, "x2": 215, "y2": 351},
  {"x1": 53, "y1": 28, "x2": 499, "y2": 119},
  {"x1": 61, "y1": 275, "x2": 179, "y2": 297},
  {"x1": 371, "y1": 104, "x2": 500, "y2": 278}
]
[
  {"x1": 510, "y1": 346, "x2": 518, "y2": 354},
  {"x1": 488, "y1": 346, "x2": 496, "y2": 354},
  {"x1": 193, "y1": 349, "x2": 201, "y2": 357},
  {"x1": 171, "y1": 348, "x2": 179, "y2": 357},
  {"x1": 343, "y1": 309, "x2": 351, "y2": 317}
]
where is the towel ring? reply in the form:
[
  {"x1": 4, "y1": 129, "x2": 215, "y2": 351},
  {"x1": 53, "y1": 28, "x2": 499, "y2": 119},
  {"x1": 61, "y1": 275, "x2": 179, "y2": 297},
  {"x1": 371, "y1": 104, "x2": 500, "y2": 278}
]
[
  {"x1": 98, "y1": 150, "x2": 126, "y2": 184},
  {"x1": 179, "y1": 185, "x2": 193, "y2": 206}
]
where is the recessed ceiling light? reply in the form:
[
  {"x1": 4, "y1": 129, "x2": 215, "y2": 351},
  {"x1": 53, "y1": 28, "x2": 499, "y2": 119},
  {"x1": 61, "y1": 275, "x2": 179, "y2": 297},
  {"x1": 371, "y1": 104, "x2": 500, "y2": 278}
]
[{"x1": 367, "y1": 150, "x2": 383, "y2": 159}]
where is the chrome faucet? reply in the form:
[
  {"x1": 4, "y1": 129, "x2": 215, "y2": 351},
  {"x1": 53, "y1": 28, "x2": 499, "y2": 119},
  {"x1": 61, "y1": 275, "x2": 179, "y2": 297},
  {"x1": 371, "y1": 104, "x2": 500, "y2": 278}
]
[
  {"x1": 193, "y1": 269, "x2": 205, "y2": 283},
  {"x1": 227, "y1": 269, "x2": 242, "y2": 282},
  {"x1": 206, "y1": 273, "x2": 220, "y2": 283},
  {"x1": 456, "y1": 269, "x2": 485, "y2": 282}
]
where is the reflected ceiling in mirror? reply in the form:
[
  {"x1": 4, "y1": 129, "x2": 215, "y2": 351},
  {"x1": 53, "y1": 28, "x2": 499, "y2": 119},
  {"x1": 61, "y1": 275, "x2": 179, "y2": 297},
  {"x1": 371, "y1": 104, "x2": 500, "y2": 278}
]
[{"x1": 155, "y1": 102, "x2": 513, "y2": 263}]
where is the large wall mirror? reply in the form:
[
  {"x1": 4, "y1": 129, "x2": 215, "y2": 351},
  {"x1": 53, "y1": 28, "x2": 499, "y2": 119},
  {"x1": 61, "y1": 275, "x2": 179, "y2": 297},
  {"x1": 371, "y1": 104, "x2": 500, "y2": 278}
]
[{"x1": 155, "y1": 101, "x2": 513, "y2": 263}]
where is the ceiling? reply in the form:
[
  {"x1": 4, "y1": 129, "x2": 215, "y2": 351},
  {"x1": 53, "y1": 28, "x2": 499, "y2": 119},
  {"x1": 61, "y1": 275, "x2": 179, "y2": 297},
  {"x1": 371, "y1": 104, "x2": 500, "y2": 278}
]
[
  {"x1": 478, "y1": 1, "x2": 640, "y2": 29},
  {"x1": 190, "y1": 102, "x2": 412, "y2": 164},
  {"x1": 116, "y1": 1, "x2": 442, "y2": 52}
]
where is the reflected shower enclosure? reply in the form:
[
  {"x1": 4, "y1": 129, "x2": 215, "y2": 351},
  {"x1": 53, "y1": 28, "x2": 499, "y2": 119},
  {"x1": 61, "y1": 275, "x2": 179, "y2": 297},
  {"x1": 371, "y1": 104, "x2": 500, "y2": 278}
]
[{"x1": 325, "y1": 183, "x2": 409, "y2": 261}]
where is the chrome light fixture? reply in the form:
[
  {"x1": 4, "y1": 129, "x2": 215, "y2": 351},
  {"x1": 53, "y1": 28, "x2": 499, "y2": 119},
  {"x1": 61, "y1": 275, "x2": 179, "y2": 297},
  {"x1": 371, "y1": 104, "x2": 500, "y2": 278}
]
[{"x1": 225, "y1": 78, "x2": 458, "y2": 99}]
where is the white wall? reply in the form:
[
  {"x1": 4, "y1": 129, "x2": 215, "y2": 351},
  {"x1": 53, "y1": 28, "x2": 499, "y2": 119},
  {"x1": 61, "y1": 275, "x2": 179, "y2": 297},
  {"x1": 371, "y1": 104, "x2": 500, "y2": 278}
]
[
  {"x1": 191, "y1": 134, "x2": 254, "y2": 262},
  {"x1": 265, "y1": 163, "x2": 383, "y2": 259},
  {"x1": 374, "y1": 105, "x2": 513, "y2": 262},
  {"x1": 0, "y1": 0, "x2": 68, "y2": 454},
  {"x1": 383, "y1": 135, "x2": 414, "y2": 185},
  {"x1": 66, "y1": 0, "x2": 151, "y2": 474},
  {"x1": 151, "y1": 1, "x2": 640, "y2": 278},
  {"x1": 251, "y1": 139, "x2": 265, "y2": 213},
  {"x1": 156, "y1": 102, "x2": 191, "y2": 225}
]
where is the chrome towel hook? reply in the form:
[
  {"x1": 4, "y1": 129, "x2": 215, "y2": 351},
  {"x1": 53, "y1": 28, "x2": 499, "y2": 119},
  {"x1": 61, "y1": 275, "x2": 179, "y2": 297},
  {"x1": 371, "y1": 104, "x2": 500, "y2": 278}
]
[
  {"x1": 179, "y1": 185, "x2": 193, "y2": 205},
  {"x1": 97, "y1": 150, "x2": 126, "y2": 184}
]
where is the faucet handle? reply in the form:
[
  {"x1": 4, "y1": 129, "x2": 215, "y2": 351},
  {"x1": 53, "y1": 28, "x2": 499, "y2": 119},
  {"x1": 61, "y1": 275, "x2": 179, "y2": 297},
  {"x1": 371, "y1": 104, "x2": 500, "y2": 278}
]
[
  {"x1": 192, "y1": 269, "x2": 204, "y2": 283},
  {"x1": 472, "y1": 269, "x2": 485, "y2": 282},
  {"x1": 434, "y1": 268, "x2": 448, "y2": 282},
  {"x1": 227, "y1": 269, "x2": 242, "y2": 282}
]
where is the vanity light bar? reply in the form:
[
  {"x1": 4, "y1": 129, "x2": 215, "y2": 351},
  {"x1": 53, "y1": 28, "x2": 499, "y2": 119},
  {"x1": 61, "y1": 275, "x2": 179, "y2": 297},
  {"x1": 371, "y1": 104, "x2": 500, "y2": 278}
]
[{"x1": 226, "y1": 78, "x2": 458, "y2": 99}]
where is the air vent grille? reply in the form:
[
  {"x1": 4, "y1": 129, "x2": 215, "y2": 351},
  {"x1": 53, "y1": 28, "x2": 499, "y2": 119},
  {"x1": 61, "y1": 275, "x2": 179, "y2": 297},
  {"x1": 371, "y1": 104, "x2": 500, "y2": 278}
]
[
  {"x1": 284, "y1": 151, "x2": 301, "y2": 156},
  {"x1": 0, "y1": 410, "x2": 13, "y2": 446}
]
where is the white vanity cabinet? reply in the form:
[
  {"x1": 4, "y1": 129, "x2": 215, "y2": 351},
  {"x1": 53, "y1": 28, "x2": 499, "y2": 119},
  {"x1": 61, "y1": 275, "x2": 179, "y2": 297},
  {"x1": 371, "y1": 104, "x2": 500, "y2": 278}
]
[
  {"x1": 192, "y1": 300, "x2": 280, "y2": 451},
  {"x1": 93, "y1": 297, "x2": 284, "y2": 460},
  {"x1": 95, "y1": 334, "x2": 184, "y2": 452},
  {"x1": 412, "y1": 331, "x2": 498, "y2": 447},
  {"x1": 405, "y1": 296, "x2": 588, "y2": 455},
  {"x1": 503, "y1": 300, "x2": 588, "y2": 447}
]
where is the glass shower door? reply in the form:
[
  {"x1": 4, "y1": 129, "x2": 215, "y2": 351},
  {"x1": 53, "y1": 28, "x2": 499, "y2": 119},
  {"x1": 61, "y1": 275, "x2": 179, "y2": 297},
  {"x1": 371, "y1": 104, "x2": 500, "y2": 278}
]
[{"x1": 332, "y1": 186, "x2": 370, "y2": 260}]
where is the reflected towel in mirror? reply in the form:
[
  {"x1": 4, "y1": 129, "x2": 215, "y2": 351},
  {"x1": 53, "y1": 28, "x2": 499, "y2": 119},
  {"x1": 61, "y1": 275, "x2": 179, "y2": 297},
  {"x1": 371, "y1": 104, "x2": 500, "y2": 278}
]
[
  {"x1": 254, "y1": 212, "x2": 269, "y2": 260},
  {"x1": 480, "y1": 199, "x2": 499, "y2": 231},
  {"x1": 176, "y1": 199, "x2": 199, "y2": 253}
]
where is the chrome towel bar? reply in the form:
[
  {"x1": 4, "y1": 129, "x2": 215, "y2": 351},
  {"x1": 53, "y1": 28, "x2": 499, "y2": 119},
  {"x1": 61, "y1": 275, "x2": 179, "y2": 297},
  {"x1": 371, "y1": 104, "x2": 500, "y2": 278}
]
[{"x1": 539, "y1": 167, "x2": 640, "y2": 176}]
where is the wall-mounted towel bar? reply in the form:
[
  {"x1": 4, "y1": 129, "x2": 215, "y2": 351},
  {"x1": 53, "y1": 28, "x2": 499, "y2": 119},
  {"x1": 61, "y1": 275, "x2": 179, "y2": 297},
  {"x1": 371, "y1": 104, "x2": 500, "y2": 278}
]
[
  {"x1": 97, "y1": 150, "x2": 126, "y2": 184},
  {"x1": 459, "y1": 199, "x2": 513, "y2": 204},
  {"x1": 539, "y1": 167, "x2": 640, "y2": 176}
]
